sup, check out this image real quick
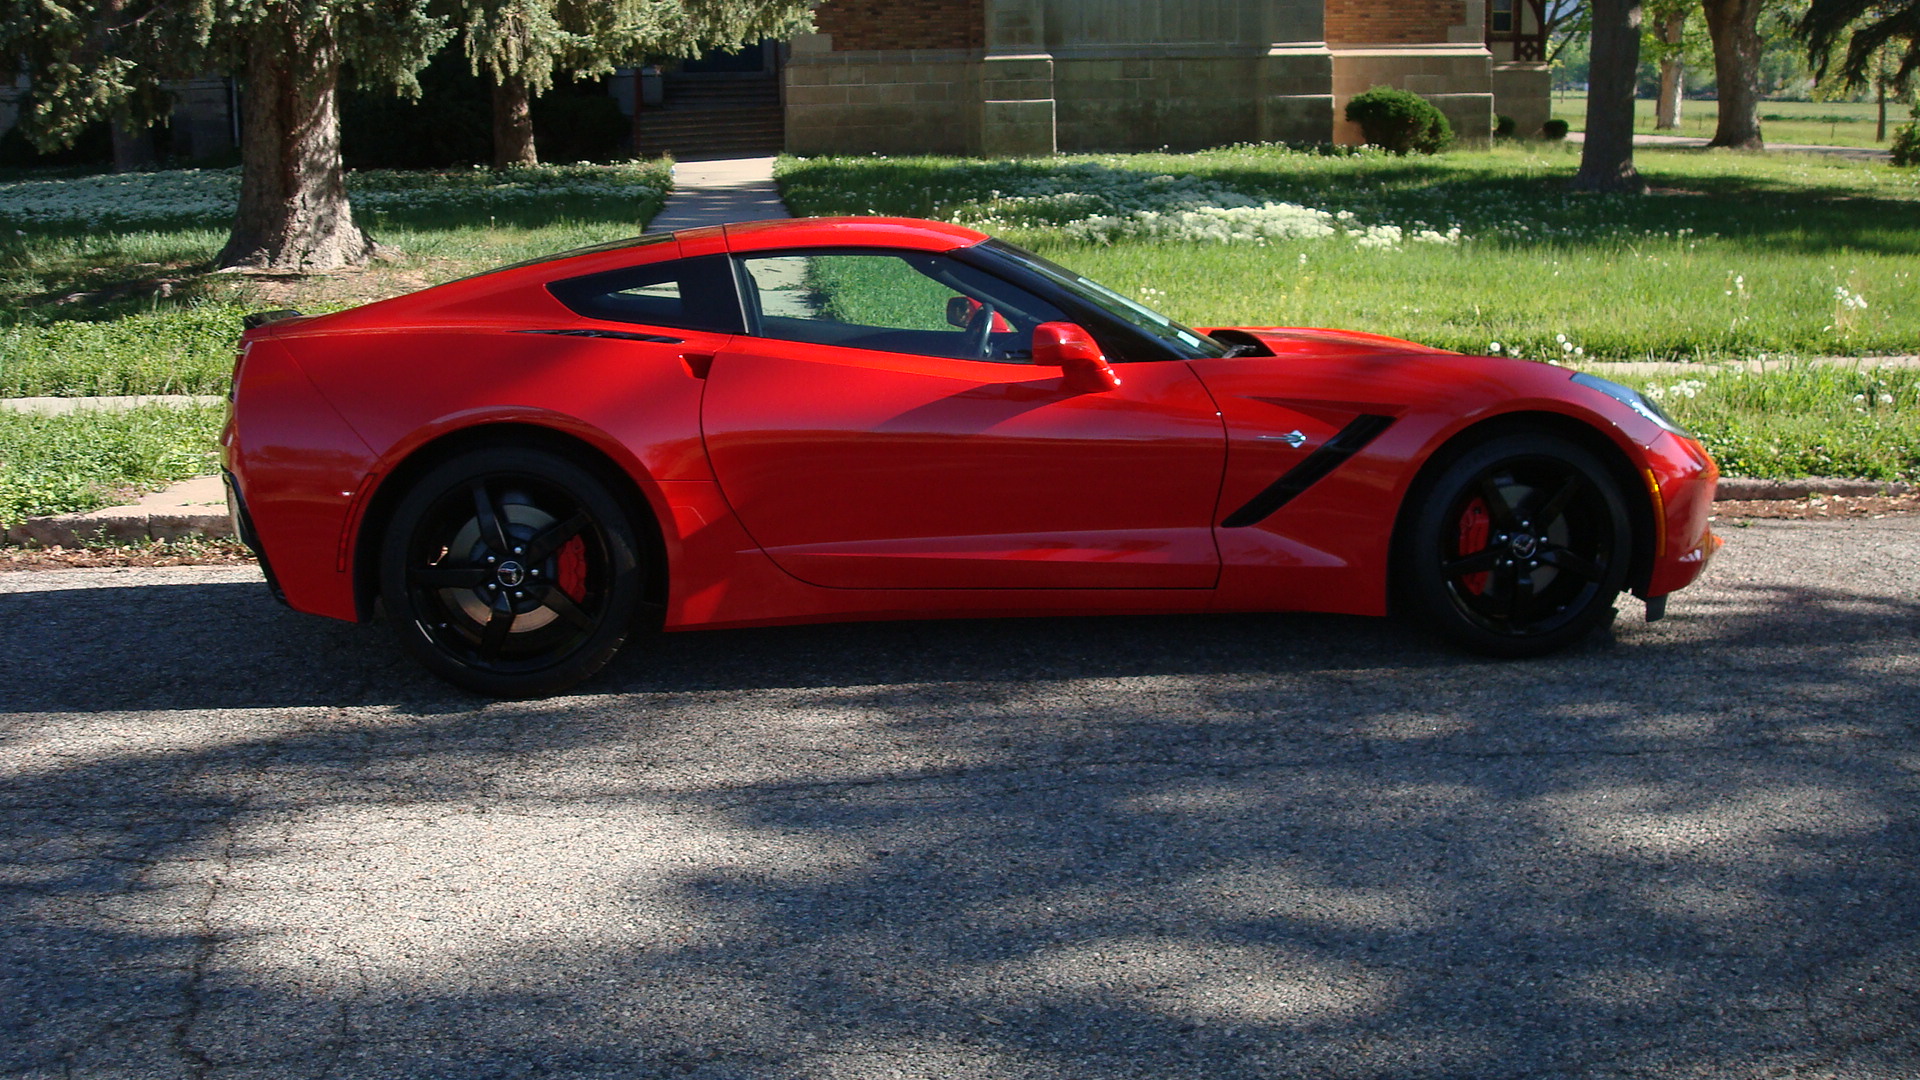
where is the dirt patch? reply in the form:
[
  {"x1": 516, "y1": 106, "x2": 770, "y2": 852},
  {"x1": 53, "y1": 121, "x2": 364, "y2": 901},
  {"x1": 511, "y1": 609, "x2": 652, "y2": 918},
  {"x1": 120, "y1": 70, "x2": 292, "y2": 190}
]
[
  {"x1": 1712, "y1": 492, "x2": 1920, "y2": 520},
  {"x1": 0, "y1": 539, "x2": 256, "y2": 572},
  {"x1": 237, "y1": 256, "x2": 470, "y2": 311}
]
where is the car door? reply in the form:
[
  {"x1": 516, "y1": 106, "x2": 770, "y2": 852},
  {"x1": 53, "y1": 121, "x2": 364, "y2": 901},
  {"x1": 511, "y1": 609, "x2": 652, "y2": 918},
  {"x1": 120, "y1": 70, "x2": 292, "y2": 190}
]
[{"x1": 700, "y1": 248, "x2": 1227, "y2": 590}]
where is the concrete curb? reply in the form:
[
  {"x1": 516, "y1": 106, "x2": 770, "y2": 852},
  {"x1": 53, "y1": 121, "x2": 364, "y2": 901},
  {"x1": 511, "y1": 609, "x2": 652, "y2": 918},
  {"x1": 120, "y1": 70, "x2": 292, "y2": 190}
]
[
  {"x1": 1712, "y1": 477, "x2": 1911, "y2": 501},
  {"x1": 4, "y1": 474, "x2": 233, "y2": 548},
  {"x1": 3, "y1": 475, "x2": 1910, "y2": 549}
]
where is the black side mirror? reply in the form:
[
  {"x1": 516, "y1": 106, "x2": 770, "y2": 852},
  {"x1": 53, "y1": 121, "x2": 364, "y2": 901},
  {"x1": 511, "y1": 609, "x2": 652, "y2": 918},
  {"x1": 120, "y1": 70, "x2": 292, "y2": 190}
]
[{"x1": 945, "y1": 295, "x2": 977, "y2": 329}]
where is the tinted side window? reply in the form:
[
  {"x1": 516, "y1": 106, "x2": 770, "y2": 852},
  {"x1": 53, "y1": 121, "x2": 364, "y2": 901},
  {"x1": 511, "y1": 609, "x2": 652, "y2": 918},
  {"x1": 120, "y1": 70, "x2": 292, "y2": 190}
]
[
  {"x1": 735, "y1": 250, "x2": 1066, "y2": 363},
  {"x1": 547, "y1": 255, "x2": 743, "y2": 334}
]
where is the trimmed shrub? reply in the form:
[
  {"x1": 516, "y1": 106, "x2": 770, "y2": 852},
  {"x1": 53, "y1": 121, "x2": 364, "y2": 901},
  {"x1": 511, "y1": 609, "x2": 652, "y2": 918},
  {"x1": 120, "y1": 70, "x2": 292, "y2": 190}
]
[
  {"x1": 1892, "y1": 121, "x2": 1920, "y2": 168},
  {"x1": 1344, "y1": 86, "x2": 1454, "y2": 155},
  {"x1": 1495, "y1": 114, "x2": 1518, "y2": 138},
  {"x1": 1541, "y1": 118, "x2": 1570, "y2": 141}
]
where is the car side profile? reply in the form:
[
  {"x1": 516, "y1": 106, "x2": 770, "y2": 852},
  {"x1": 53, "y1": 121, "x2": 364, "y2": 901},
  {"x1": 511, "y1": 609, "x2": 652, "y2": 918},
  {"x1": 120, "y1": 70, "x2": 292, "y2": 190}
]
[{"x1": 223, "y1": 217, "x2": 1720, "y2": 696}]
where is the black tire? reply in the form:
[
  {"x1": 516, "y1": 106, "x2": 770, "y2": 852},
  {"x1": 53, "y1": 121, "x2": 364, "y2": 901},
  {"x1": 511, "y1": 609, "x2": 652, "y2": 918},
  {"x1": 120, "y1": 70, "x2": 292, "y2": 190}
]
[
  {"x1": 379, "y1": 447, "x2": 644, "y2": 697},
  {"x1": 1402, "y1": 431, "x2": 1631, "y2": 657}
]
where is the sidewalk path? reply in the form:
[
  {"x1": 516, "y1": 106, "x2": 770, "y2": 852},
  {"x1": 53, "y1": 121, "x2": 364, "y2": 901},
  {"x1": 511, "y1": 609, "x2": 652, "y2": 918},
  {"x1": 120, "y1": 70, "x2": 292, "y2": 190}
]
[
  {"x1": 1, "y1": 394, "x2": 224, "y2": 415},
  {"x1": 644, "y1": 156, "x2": 791, "y2": 233},
  {"x1": 1567, "y1": 130, "x2": 1892, "y2": 161}
]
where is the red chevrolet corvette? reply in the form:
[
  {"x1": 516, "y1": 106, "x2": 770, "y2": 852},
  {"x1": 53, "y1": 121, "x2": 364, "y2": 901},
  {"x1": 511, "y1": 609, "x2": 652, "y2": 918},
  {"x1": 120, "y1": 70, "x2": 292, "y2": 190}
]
[{"x1": 223, "y1": 217, "x2": 1720, "y2": 696}]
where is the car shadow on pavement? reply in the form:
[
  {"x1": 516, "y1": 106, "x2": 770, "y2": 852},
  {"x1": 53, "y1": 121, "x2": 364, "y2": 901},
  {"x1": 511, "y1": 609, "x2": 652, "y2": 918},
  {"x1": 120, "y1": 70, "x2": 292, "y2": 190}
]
[{"x1": 2, "y1": 569, "x2": 1918, "y2": 1078}]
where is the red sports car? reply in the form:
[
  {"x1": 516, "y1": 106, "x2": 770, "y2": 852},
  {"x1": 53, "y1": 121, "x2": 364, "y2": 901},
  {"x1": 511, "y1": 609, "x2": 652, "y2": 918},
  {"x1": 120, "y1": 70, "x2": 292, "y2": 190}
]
[{"x1": 223, "y1": 217, "x2": 1720, "y2": 696}]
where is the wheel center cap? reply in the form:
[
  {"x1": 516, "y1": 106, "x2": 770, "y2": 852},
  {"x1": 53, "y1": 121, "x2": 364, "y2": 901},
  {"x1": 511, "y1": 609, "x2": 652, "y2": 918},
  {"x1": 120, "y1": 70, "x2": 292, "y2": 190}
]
[
  {"x1": 1509, "y1": 534, "x2": 1538, "y2": 559},
  {"x1": 496, "y1": 560, "x2": 526, "y2": 588}
]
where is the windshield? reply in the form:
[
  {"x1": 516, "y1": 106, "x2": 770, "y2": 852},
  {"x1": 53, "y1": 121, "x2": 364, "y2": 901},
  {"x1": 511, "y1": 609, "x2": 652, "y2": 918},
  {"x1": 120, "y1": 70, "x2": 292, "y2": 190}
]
[{"x1": 977, "y1": 238, "x2": 1229, "y2": 360}]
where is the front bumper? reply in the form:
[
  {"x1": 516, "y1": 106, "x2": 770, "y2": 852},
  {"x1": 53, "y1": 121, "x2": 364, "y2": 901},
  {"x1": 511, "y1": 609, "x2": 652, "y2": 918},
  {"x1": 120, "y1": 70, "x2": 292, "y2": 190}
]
[{"x1": 1640, "y1": 430, "x2": 1721, "y2": 599}]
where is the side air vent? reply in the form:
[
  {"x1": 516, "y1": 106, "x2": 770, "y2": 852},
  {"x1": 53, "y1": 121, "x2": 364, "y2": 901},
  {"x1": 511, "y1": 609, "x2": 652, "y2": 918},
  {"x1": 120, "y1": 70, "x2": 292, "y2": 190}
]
[
  {"x1": 1221, "y1": 414, "x2": 1398, "y2": 528},
  {"x1": 242, "y1": 309, "x2": 304, "y2": 330}
]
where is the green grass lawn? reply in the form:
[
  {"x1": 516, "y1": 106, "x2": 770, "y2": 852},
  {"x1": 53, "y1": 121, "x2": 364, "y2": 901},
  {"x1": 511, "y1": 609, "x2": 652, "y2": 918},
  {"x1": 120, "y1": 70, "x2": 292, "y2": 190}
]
[
  {"x1": 779, "y1": 145, "x2": 1920, "y2": 480},
  {"x1": 2, "y1": 146, "x2": 1917, "y2": 529},
  {"x1": 1549, "y1": 93, "x2": 1909, "y2": 149},
  {"x1": 0, "y1": 161, "x2": 671, "y2": 524}
]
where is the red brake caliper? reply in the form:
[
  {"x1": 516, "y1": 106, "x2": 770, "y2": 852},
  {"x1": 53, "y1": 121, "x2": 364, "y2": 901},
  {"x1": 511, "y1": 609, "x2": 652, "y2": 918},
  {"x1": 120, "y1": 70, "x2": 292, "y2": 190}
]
[
  {"x1": 557, "y1": 536, "x2": 588, "y2": 602},
  {"x1": 1457, "y1": 498, "x2": 1490, "y2": 595}
]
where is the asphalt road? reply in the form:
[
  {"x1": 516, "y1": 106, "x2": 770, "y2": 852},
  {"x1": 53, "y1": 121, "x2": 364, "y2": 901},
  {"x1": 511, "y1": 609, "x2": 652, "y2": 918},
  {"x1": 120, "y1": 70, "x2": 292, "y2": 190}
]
[{"x1": 3, "y1": 517, "x2": 1917, "y2": 1079}]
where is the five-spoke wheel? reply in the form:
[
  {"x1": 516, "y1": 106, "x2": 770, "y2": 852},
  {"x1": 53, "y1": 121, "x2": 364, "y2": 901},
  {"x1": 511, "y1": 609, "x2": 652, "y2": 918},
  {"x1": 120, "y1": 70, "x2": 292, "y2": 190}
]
[
  {"x1": 1403, "y1": 432, "x2": 1631, "y2": 657},
  {"x1": 380, "y1": 447, "x2": 643, "y2": 697}
]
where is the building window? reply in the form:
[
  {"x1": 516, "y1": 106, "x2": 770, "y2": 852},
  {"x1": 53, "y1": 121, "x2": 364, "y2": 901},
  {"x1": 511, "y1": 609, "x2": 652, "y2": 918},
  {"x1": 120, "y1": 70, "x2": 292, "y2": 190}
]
[{"x1": 1492, "y1": 0, "x2": 1515, "y2": 34}]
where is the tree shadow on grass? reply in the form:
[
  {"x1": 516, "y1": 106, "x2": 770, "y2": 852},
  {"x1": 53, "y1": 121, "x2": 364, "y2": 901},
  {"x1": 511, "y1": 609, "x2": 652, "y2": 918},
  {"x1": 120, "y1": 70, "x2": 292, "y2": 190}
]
[{"x1": 2, "y1": 546, "x2": 1918, "y2": 1077}]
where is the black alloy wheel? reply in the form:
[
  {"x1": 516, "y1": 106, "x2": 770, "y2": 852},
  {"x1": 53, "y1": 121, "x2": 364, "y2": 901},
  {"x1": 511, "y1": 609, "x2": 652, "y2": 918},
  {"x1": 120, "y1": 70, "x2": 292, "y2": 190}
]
[
  {"x1": 380, "y1": 447, "x2": 643, "y2": 697},
  {"x1": 1404, "y1": 432, "x2": 1632, "y2": 657}
]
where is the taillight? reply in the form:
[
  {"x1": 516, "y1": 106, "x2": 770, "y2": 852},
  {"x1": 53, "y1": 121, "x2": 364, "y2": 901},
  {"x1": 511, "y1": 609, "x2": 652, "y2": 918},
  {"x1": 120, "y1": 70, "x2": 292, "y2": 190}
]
[{"x1": 229, "y1": 340, "x2": 253, "y2": 403}]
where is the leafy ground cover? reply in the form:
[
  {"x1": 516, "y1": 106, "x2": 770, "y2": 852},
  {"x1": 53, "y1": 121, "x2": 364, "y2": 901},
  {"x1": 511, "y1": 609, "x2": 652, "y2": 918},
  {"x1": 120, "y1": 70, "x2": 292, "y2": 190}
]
[
  {"x1": 1549, "y1": 93, "x2": 1908, "y2": 150},
  {"x1": 0, "y1": 403, "x2": 226, "y2": 524},
  {"x1": 779, "y1": 145, "x2": 1920, "y2": 479}
]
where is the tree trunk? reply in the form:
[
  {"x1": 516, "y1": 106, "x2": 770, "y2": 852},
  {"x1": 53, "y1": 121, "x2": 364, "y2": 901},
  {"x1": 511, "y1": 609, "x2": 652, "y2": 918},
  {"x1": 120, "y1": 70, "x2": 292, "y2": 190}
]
[
  {"x1": 1572, "y1": 0, "x2": 1649, "y2": 193},
  {"x1": 216, "y1": 24, "x2": 375, "y2": 272},
  {"x1": 1877, "y1": 75, "x2": 1888, "y2": 143},
  {"x1": 1655, "y1": 11, "x2": 1686, "y2": 130},
  {"x1": 1701, "y1": 0, "x2": 1764, "y2": 149},
  {"x1": 492, "y1": 72, "x2": 539, "y2": 169}
]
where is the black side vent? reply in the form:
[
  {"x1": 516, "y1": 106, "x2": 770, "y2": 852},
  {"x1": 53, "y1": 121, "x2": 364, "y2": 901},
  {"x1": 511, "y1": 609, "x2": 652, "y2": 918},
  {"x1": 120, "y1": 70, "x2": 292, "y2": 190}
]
[
  {"x1": 1221, "y1": 414, "x2": 1398, "y2": 528},
  {"x1": 515, "y1": 329, "x2": 685, "y2": 344},
  {"x1": 243, "y1": 309, "x2": 303, "y2": 330}
]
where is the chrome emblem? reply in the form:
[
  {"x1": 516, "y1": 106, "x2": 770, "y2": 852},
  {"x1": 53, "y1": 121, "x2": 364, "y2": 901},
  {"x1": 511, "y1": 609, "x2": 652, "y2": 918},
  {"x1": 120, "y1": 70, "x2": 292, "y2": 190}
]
[
  {"x1": 496, "y1": 560, "x2": 527, "y2": 588},
  {"x1": 1263, "y1": 430, "x2": 1308, "y2": 448},
  {"x1": 1510, "y1": 534, "x2": 1539, "y2": 560}
]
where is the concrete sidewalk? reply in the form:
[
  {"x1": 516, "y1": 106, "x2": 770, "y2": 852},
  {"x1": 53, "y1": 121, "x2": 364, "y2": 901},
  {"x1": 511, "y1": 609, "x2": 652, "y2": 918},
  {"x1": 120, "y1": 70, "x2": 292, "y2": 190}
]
[
  {"x1": 645, "y1": 156, "x2": 791, "y2": 232},
  {"x1": 1567, "y1": 130, "x2": 1892, "y2": 161}
]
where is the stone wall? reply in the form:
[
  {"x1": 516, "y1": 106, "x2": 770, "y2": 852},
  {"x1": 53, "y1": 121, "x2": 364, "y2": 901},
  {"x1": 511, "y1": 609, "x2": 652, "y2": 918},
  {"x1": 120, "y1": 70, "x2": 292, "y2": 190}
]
[
  {"x1": 789, "y1": 0, "x2": 1508, "y2": 156},
  {"x1": 1492, "y1": 62, "x2": 1552, "y2": 137},
  {"x1": 1330, "y1": 44, "x2": 1493, "y2": 144},
  {"x1": 785, "y1": 43, "x2": 983, "y2": 156}
]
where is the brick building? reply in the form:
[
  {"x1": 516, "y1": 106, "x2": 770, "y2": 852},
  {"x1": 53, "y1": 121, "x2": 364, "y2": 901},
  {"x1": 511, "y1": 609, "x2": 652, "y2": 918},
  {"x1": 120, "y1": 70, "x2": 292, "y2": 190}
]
[{"x1": 772, "y1": 0, "x2": 1550, "y2": 156}]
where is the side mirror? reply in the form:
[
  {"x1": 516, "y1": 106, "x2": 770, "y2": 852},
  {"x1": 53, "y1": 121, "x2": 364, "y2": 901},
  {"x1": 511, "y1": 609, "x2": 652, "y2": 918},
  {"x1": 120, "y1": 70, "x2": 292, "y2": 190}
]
[
  {"x1": 1033, "y1": 322, "x2": 1121, "y2": 393},
  {"x1": 946, "y1": 295, "x2": 977, "y2": 329}
]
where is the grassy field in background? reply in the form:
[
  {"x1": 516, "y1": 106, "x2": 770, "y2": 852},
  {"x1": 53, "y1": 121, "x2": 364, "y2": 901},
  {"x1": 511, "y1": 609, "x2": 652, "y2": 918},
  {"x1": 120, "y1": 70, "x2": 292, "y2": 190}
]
[
  {"x1": 780, "y1": 145, "x2": 1920, "y2": 481},
  {"x1": 1548, "y1": 93, "x2": 1906, "y2": 149},
  {"x1": 2, "y1": 145, "x2": 1918, "y2": 527},
  {"x1": 779, "y1": 145, "x2": 1920, "y2": 362},
  {"x1": 0, "y1": 162, "x2": 671, "y2": 522}
]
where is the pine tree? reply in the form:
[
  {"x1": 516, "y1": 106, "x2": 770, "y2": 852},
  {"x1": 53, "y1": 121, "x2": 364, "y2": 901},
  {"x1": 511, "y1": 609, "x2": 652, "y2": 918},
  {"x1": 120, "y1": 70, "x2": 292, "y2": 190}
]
[
  {"x1": 0, "y1": 0, "x2": 448, "y2": 271},
  {"x1": 450, "y1": 0, "x2": 811, "y2": 168},
  {"x1": 1802, "y1": 0, "x2": 1920, "y2": 93}
]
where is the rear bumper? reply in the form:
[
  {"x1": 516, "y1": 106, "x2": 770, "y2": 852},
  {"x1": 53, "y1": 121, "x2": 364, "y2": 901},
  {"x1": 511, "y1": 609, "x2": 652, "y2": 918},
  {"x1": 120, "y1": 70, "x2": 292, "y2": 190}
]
[{"x1": 224, "y1": 469, "x2": 287, "y2": 607}]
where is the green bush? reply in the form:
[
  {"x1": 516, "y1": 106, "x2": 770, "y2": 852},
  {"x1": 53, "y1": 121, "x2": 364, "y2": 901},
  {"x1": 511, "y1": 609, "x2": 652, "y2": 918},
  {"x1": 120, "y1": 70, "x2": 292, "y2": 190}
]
[
  {"x1": 1892, "y1": 121, "x2": 1920, "y2": 168},
  {"x1": 1541, "y1": 118, "x2": 1570, "y2": 141},
  {"x1": 1495, "y1": 114, "x2": 1518, "y2": 138},
  {"x1": 1344, "y1": 87, "x2": 1454, "y2": 155}
]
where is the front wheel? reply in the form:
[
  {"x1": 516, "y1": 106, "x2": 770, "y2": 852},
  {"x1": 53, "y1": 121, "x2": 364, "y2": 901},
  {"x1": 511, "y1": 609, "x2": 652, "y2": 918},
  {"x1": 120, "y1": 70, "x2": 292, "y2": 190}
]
[
  {"x1": 380, "y1": 447, "x2": 644, "y2": 697},
  {"x1": 1402, "y1": 432, "x2": 1632, "y2": 657}
]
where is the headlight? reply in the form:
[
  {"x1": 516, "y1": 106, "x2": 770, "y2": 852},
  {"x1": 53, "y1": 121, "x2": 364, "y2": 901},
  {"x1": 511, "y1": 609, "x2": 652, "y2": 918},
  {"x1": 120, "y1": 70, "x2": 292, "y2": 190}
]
[{"x1": 1570, "y1": 372, "x2": 1695, "y2": 439}]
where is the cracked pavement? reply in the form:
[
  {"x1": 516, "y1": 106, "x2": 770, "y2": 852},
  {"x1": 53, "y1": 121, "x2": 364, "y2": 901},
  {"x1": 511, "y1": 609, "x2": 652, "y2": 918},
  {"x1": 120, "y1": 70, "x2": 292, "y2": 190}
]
[{"x1": 2, "y1": 517, "x2": 1917, "y2": 1079}]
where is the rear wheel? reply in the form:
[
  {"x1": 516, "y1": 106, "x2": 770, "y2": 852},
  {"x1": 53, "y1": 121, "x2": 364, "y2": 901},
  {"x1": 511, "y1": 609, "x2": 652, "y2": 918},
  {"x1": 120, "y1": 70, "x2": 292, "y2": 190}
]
[
  {"x1": 1403, "y1": 432, "x2": 1631, "y2": 657},
  {"x1": 380, "y1": 447, "x2": 643, "y2": 697}
]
